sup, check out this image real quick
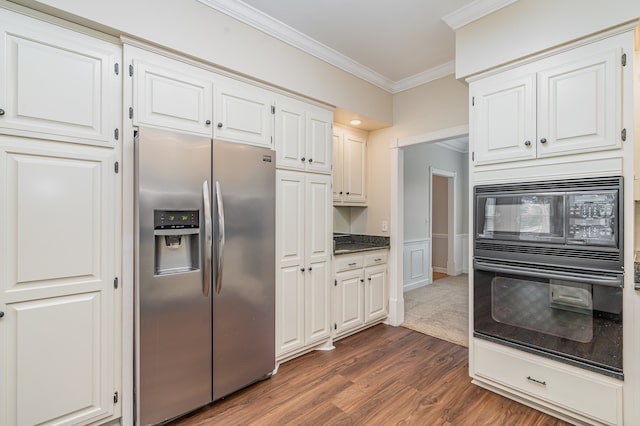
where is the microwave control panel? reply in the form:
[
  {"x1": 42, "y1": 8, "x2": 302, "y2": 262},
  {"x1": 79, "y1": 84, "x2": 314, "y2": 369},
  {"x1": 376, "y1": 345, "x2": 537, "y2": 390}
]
[{"x1": 567, "y1": 193, "x2": 616, "y2": 245}]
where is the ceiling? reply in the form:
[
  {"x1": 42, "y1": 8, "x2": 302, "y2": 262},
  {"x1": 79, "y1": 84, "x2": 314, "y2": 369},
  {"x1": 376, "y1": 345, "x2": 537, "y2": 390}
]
[{"x1": 198, "y1": 0, "x2": 516, "y2": 131}]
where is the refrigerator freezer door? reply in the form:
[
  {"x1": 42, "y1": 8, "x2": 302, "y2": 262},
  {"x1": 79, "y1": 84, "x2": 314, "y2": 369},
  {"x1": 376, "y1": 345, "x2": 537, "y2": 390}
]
[
  {"x1": 212, "y1": 140, "x2": 276, "y2": 399},
  {"x1": 136, "y1": 127, "x2": 213, "y2": 425}
]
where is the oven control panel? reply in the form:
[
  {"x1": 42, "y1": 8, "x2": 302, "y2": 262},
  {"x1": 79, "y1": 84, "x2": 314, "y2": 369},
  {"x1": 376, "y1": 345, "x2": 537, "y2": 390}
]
[{"x1": 567, "y1": 192, "x2": 616, "y2": 245}]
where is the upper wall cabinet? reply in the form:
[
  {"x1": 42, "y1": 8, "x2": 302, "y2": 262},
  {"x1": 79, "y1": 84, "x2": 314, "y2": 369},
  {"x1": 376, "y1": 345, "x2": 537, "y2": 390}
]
[
  {"x1": 333, "y1": 126, "x2": 367, "y2": 205},
  {"x1": 214, "y1": 75, "x2": 274, "y2": 148},
  {"x1": 471, "y1": 33, "x2": 628, "y2": 166},
  {"x1": 274, "y1": 96, "x2": 332, "y2": 174},
  {"x1": 0, "y1": 9, "x2": 121, "y2": 147},
  {"x1": 128, "y1": 46, "x2": 214, "y2": 136}
]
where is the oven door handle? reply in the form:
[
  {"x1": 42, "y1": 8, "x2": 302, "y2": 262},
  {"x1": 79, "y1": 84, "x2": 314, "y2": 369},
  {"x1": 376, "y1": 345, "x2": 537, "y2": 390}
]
[{"x1": 474, "y1": 260, "x2": 623, "y2": 288}]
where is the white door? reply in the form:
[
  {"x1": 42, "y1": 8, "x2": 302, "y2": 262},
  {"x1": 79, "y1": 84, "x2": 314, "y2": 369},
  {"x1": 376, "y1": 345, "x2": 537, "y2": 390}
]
[
  {"x1": 343, "y1": 135, "x2": 366, "y2": 203},
  {"x1": 275, "y1": 170, "x2": 305, "y2": 355},
  {"x1": 332, "y1": 132, "x2": 343, "y2": 202},
  {"x1": 305, "y1": 107, "x2": 332, "y2": 175},
  {"x1": 471, "y1": 72, "x2": 536, "y2": 165},
  {"x1": 0, "y1": 137, "x2": 117, "y2": 426},
  {"x1": 537, "y1": 44, "x2": 622, "y2": 157},
  {"x1": 274, "y1": 99, "x2": 306, "y2": 171},
  {"x1": 365, "y1": 265, "x2": 387, "y2": 323},
  {"x1": 214, "y1": 76, "x2": 274, "y2": 147},
  {"x1": 0, "y1": 9, "x2": 120, "y2": 146},
  {"x1": 335, "y1": 270, "x2": 365, "y2": 334},
  {"x1": 130, "y1": 46, "x2": 214, "y2": 136}
]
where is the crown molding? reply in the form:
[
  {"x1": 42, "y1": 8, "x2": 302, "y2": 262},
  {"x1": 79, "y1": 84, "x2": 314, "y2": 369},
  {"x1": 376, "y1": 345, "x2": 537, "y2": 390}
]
[
  {"x1": 197, "y1": 0, "x2": 458, "y2": 93},
  {"x1": 442, "y1": 0, "x2": 519, "y2": 30}
]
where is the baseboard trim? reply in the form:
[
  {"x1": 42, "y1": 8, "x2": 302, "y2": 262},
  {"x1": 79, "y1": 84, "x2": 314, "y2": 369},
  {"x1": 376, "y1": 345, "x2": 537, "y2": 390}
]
[{"x1": 403, "y1": 279, "x2": 431, "y2": 292}]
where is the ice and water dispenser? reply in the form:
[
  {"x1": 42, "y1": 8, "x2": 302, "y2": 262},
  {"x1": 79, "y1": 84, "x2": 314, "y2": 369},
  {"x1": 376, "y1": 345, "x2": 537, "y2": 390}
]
[{"x1": 154, "y1": 209, "x2": 200, "y2": 275}]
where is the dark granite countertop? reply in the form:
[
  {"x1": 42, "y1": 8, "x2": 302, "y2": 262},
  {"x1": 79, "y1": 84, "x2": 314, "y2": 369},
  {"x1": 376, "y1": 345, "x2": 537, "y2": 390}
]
[{"x1": 333, "y1": 233, "x2": 390, "y2": 254}]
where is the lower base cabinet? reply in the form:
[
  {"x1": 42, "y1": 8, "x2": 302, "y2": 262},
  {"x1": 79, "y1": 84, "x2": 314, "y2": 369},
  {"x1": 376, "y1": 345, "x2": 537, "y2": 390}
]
[
  {"x1": 334, "y1": 250, "x2": 388, "y2": 337},
  {"x1": 473, "y1": 339, "x2": 623, "y2": 425}
]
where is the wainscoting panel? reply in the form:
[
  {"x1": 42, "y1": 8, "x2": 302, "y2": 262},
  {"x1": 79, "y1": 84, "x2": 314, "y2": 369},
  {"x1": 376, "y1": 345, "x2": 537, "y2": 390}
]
[
  {"x1": 403, "y1": 239, "x2": 431, "y2": 292},
  {"x1": 432, "y1": 233, "x2": 448, "y2": 273}
]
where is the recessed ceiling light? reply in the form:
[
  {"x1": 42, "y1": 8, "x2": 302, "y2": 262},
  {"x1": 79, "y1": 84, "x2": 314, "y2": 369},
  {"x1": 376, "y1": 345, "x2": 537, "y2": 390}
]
[{"x1": 350, "y1": 119, "x2": 362, "y2": 126}]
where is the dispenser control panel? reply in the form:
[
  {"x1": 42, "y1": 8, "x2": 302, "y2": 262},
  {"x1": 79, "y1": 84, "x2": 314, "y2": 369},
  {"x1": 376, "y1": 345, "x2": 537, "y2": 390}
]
[
  {"x1": 154, "y1": 210, "x2": 199, "y2": 229},
  {"x1": 567, "y1": 192, "x2": 616, "y2": 246}
]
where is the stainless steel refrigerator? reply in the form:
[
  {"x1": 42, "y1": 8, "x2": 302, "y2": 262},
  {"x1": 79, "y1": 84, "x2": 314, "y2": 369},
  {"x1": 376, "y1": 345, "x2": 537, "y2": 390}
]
[{"x1": 134, "y1": 127, "x2": 275, "y2": 426}]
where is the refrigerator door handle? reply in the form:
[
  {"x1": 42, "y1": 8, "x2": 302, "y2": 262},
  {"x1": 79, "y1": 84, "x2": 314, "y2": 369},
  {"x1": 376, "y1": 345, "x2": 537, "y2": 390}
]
[
  {"x1": 202, "y1": 181, "x2": 212, "y2": 297},
  {"x1": 215, "y1": 181, "x2": 225, "y2": 294}
]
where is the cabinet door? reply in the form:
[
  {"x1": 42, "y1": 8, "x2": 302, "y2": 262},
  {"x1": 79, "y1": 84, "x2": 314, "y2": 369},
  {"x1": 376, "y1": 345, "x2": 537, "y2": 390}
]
[
  {"x1": 304, "y1": 174, "x2": 332, "y2": 343},
  {"x1": 0, "y1": 9, "x2": 120, "y2": 146},
  {"x1": 275, "y1": 171, "x2": 305, "y2": 355},
  {"x1": 537, "y1": 44, "x2": 622, "y2": 157},
  {"x1": 332, "y1": 132, "x2": 343, "y2": 202},
  {"x1": 274, "y1": 99, "x2": 306, "y2": 171},
  {"x1": 0, "y1": 137, "x2": 117, "y2": 426},
  {"x1": 335, "y1": 270, "x2": 365, "y2": 335},
  {"x1": 471, "y1": 72, "x2": 536, "y2": 165},
  {"x1": 365, "y1": 265, "x2": 388, "y2": 323},
  {"x1": 214, "y1": 76, "x2": 273, "y2": 147},
  {"x1": 343, "y1": 134, "x2": 366, "y2": 203},
  {"x1": 305, "y1": 107, "x2": 332, "y2": 174},
  {"x1": 131, "y1": 47, "x2": 213, "y2": 136}
]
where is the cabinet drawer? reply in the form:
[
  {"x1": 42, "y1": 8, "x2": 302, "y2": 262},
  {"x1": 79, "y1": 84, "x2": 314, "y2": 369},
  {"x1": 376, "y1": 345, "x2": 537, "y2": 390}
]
[
  {"x1": 474, "y1": 340, "x2": 622, "y2": 425},
  {"x1": 335, "y1": 255, "x2": 363, "y2": 272},
  {"x1": 364, "y1": 251, "x2": 387, "y2": 267}
]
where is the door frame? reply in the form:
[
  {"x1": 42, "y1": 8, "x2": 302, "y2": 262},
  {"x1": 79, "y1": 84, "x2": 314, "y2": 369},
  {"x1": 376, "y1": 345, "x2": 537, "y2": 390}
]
[{"x1": 429, "y1": 166, "x2": 456, "y2": 276}]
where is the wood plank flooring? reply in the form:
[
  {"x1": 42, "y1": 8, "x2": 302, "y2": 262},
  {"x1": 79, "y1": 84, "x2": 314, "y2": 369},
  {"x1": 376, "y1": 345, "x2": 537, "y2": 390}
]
[
  {"x1": 433, "y1": 271, "x2": 448, "y2": 281},
  {"x1": 172, "y1": 325, "x2": 570, "y2": 425}
]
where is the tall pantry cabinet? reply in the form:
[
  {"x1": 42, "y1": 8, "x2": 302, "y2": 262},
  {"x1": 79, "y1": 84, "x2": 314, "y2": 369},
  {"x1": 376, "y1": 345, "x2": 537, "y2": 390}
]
[
  {"x1": 274, "y1": 104, "x2": 333, "y2": 360},
  {"x1": 0, "y1": 8, "x2": 122, "y2": 426}
]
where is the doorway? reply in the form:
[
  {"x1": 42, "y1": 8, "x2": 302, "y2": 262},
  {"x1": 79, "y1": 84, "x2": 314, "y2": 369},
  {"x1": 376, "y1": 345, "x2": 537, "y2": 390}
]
[{"x1": 430, "y1": 167, "x2": 456, "y2": 281}]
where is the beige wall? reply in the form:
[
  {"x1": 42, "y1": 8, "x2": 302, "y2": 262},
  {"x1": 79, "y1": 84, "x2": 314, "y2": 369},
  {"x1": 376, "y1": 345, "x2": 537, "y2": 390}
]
[
  {"x1": 456, "y1": 0, "x2": 640, "y2": 78},
  {"x1": 11, "y1": 0, "x2": 393, "y2": 125},
  {"x1": 361, "y1": 74, "x2": 469, "y2": 236}
]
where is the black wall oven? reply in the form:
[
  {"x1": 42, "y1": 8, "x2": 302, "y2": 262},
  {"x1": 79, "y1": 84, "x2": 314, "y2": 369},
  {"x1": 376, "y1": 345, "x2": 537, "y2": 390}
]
[{"x1": 473, "y1": 176, "x2": 623, "y2": 379}]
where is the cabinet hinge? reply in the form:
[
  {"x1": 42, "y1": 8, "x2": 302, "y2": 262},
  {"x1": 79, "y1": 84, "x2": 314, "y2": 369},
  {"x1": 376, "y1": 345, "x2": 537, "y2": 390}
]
[
  {"x1": 621, "y1": 128, "x2": 627, "y2": 142},
  {"x1": 334, "y1": 323, "x2": 337, "y2": 330},
  {"x1": 129, "y1": 64, "x2": 134, "y2": 77},
  {"x1": 622, "y1": 53, "x2": 627, "y2": 67},
  {"x1": 114, "y1": 161, "x2": 119, "y2": 174},
  {"x1": 472, "y1": 151, "x2": 475, "y2": 161},
  {"x1": 129, "y1": 107, "x2": 134, "y2": 119},
  {"x1": 113, "y1": 391, "x2": 119, "y2": 404},
  {"x1": 114, "y1": 128, "x2": 119, "y2": 140},
  {"x1": 114, "y1": 63, "x2": 119, "y2": 75},
  {"x1": 271, "y1": 105, "x2": 275, "y2": 114},
  {"x1": 114, "y1": 277, "x2": 119, "y2": 289},
  {"x1": 334, "y1": 279, "x2": 337, "y2": 287},
  {"x1": 472, "y1": 96, "x2": 475, "y2": 106}
]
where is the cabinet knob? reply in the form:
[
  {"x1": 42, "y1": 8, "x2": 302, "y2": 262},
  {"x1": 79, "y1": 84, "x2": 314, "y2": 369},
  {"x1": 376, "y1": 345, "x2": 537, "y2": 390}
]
[
  {"x1": 308, "y1": 158, "x2": 313, "y2": 163},
  {"x1": 301, "y1": 157, "x2": 306, "y2": 162},
  {"x1": 540, "y1": 138, "x2": 547, "y2": 144},
  {"x1": 339, "y1": 191, "x2": 343, "y2": 195},
  {"x1": 308, "y1": 266, "x2": 313, "y2": 271},
  {"x1": 360, "y1": 279, "x2": 364, "y2": 283},
  {"x1": 346, "y1": 192, "x2": 350, "y2": 195},
  {"x1": 205, "y1": 120, "x2": 211, "y2": 125},
  {"x1": 300, "y1": 268, "x2": 305, "y2": 272},
  {"x1": 217, "y1": 122, "x2": 223, "y2": 128},
  {"x1": 368, "y1": 277, "x2": 372, "y2": 281},
  {"x1": 0, "y1": 108, "x2": 5, "y2": 116},
  {"x1": 0, "y1": 311, "x2": 4, "y2": 318},
  {"x1": 524, "y1": 140, "x2": 531, "y2": 147}
]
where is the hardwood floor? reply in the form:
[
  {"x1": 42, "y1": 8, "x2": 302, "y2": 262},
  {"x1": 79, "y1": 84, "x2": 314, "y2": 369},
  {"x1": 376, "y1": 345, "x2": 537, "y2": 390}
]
[
  {"x1": 172, "y1": 325, "x2": 570, "y2": 425},
  {"x1": 433, "y1": 271, "x2": 448, "y2": 281}
]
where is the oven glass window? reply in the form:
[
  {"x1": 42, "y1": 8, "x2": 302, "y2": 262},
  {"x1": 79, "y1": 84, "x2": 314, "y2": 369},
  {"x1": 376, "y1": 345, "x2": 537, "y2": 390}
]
[{"x1": 477, "y1": 194, "x2": 564, "y2": 242}]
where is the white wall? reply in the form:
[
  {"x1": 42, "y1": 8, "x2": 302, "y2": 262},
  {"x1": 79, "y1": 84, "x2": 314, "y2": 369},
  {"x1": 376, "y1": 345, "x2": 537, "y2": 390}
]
[
  {"x1": 12, "y1": 0, "x2": 393, "y2": 125},
  {"x1": 455, "y1": 0, "x2": 640, "y2": 78},
  {"x1": 403, "y1": 143, "x2": 468, "y2": 240}
]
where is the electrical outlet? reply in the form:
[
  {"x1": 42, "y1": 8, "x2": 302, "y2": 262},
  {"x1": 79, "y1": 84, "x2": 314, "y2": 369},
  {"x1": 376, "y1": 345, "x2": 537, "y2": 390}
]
[{"x1": 381, "y1": 220, "x2": 388, "y2": 232}]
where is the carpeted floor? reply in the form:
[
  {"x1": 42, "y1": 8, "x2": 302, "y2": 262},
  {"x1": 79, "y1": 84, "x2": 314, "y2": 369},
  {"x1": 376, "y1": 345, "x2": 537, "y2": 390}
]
[{"x1": 402, "y1": 274, "x2": 469, "y2": 347}]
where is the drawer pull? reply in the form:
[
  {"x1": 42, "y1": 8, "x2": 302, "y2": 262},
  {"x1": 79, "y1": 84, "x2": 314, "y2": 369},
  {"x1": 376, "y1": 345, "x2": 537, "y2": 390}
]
[
  {"x1": 526, "y1": 376, "x2": 547, "y2": 386},
  {"x1": 348, "y1": 262, "x2": 357, "y2": 266},
  {"x1": 374, "y1": 258, "x2": 382, "y2": 262}
]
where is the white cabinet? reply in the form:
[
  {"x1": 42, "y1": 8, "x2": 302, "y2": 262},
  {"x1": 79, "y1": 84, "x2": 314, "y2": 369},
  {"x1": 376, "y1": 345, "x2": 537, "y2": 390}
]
[
  {"x1": 334, "y1": 250, "x2": 388, "y2": 337},
  {"x1": 471, "y1": 34, "x2": 627, "y2": 166},
  {"x1": 0, "y1": 10, "x2": 121, "y2": 426},
  {"x1": 276, "y1": 170, "x2": 332, "y2": 358},
  {"x1": 0, "y1": 9, "x2": 121, "y2": 147},
  {"x1": 274, "y1": 97, "x2": 332, "y2": 174},
  {"x1": 129, "y1": 46, "x2": 214, "y2": 136},
  {"x1": 473, "y1": 339, "x2": 623, "y2": 425},
  {"x1": 333, "y1": 126, "x2": 367, "y2": 204},
  {"x1": 214, "y1": 75, "x2": 274, "y2": 148}
]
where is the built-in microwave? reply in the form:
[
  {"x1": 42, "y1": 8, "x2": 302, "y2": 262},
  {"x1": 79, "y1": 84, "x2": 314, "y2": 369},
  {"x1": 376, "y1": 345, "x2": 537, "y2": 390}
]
[{"x1": 474, "y1": 176, "x2": 623, "y2": 271}]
